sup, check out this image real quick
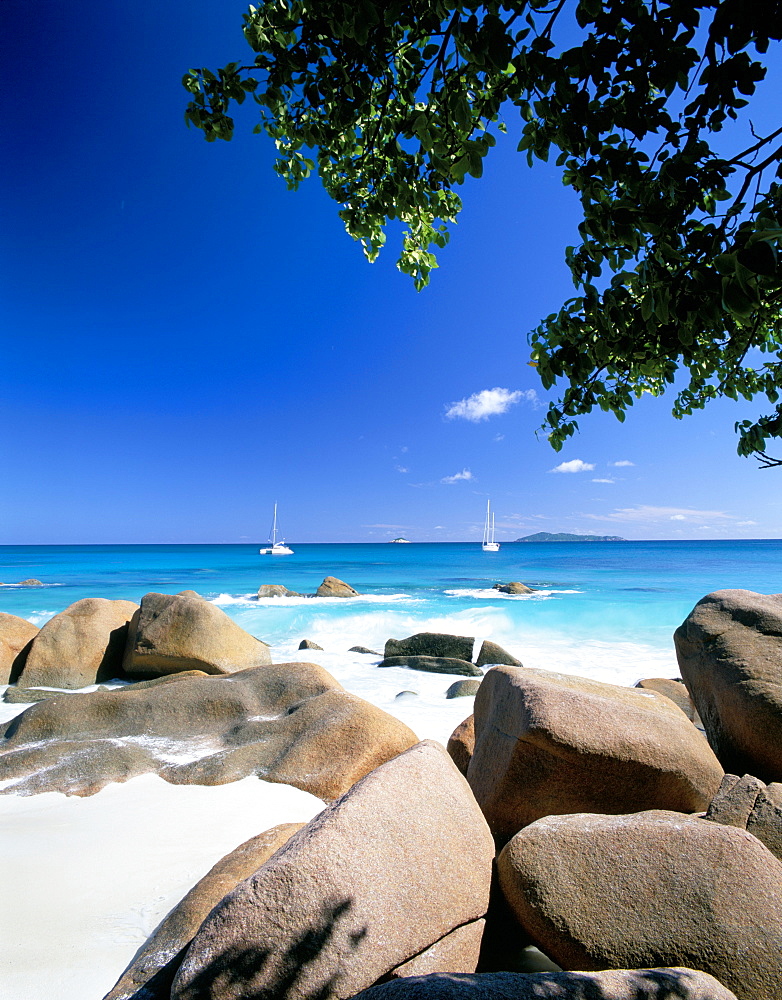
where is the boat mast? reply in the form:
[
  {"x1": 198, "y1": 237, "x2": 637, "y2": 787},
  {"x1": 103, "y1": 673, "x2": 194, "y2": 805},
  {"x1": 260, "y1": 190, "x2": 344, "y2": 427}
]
[{"x1": 271, "y1": 503, "x2": 278, "y2": 546}]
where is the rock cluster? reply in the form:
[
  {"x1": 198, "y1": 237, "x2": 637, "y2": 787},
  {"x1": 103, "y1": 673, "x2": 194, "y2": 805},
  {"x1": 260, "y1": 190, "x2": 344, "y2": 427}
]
[
  {"x1": 705, "y1": 771, "x2": 782, "y2": 859},
  {"x1": 23, "y1": 597, "x2": 140, "y2": 689},
  {"x1": 256, "y1": 577, "x2": 361, "y2": 599},
  {"x1": 384, "y1": 633, "x2": 520, "y2": 668},
  {"x1": 4, "y1": 588, "x2": 782, "y2": 1000}
]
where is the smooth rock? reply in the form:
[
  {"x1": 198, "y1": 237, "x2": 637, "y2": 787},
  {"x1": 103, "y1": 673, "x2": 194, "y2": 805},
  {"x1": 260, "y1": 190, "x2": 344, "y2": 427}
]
[
  {"x1": 123, "y1": 592, "x2": 271, "y2": 679},
  {"x1": 0, "y1": 612, "x2": 38, "y2": 684},
  {"x1": 446, "y1": 679, "x2": 482, "y2": 699},
  {"x1": 349, "y1": 646, "x2": 381, "y2": 656},
  {"x1": 675, "y1": 589, "x2": 782, "y2": 781},
  {"x1": 447, "y1": 715, "x2": 475, "y2": 775},
  {"x1": 104, "y1": 823, "x2": 304, "y2": 1000},
  {"x1": 475, "y1": 640, "x2": 521, "y2": 668},
  {"x1": 257, "y1": 585, "x2": 302, "y2": 599},
  {"x1": 385, "y1": 633, "x2": 475, "y2": 662},
  {"x1": 467, "y1": 665, "x2": 724, "y2": 841},
  {"x1": 172, "y1": 741, "x2": 495, "y2": 1000},
  {"x1": 18, "y1": 598, "x2": 139, "y2": 689},
  {"x1": 314, "y1": 576, "x2": 360, "y2": 598},
  {"x1": 635, "y1": 677, "x2": 702, "y2": 726},
  {"x1": 493, "y1": 582, "x2": 535, "y2": 595},
  {"x1": 299, "y1": 639, "x2": 324, "y2": 651},
  {"x1": 382, "y1": 922, "x2": 486, "y2": 981},
  {"x1": 379, "y1": 656, "x2": 482, "y2": 677},
  {"x1": 4, "y1": 687, "x2": 82, "y2": 704},
  {"x1": 706, "y1": 772, "x2": 782, "y2": 860},
  {"x1": 350, "y1": 969, "x2": 738, "y2": 1000},
  {"x1": 175, "y1": 590, "x2": 204, "y2": 599},
  {"x1": 115, "y1": 671, "x2": 210, "y2": 692},
  {"x1": 0, "y1": 662, "x2": 418, "y2": 798},
  {"x1": 497, "y1": 809, "x2": 782, "y2": 1000},
  {"x1": 17, "y1": 578, "x2": 44, "y2": 586}
]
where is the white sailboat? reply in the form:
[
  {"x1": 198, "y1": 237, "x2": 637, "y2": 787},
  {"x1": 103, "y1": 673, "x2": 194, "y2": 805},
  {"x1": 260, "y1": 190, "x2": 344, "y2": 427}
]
[
  {"x1": 259, "y1": 503, "x2": 294, "y2": 555},
  {"x1": 482, "y1": 499, "x2": 500, "y2": 552}
]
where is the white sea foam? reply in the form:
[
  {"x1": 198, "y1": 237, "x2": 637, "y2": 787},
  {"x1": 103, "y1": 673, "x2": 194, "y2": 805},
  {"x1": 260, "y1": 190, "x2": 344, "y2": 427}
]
[
  {"x1": 443, "y1": 587, "x2": 582, "y2": 599},
  {"x1": 211, "y1": 592, "x2": 421, "y2": 608},
  {"x1": 24, "y1": 609, "x2": 59, "y2": 626}
]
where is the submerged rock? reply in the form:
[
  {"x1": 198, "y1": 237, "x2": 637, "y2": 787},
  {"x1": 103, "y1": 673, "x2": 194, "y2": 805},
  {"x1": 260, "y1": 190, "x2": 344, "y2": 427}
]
[
  {"x1": 446, "y1": 679, "x2": 482, "y2": 699},
  {"x1": 380, "y1": 656, "x2": 482, "y2": 677},
  {"x1": 257, "y1": 584, "x2": 302, "y2": 598},
  {"x1": 314, "y1": 576, "x2": 361, "y2": 597},
  {"x1": 385, "y1": 633, "x2": 475, "y2": 662},
  {"x1": 349, "y1": 646, "x2": 381, "y2": 656},
  {"x1": 384, "y1": 632, "x2": 518, "y2": 669},
  {"x1": 493, "y1": 582, "x2": 535, "y2": 595},
  {"x1": 475, "y1": 640, "x2": 521, "y2": 668}
]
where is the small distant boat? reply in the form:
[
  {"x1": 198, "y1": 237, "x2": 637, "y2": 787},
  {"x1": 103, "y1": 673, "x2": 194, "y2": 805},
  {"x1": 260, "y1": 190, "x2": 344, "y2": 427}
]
[
  {"x1": 259, "y1": 503, "x2": 294, "y2": 555},
  {"x1": 482, "y1": 500, "x2": 500, "y2": 552},
  {"x1": 389, "y1": 537, "x2": 411, "y2": 544}
]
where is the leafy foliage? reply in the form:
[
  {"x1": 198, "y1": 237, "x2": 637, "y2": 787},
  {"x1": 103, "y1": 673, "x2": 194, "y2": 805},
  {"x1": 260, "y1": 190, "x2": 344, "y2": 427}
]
[{"x1": 183, "y1": 0, "x2": 782, "y2": 462}]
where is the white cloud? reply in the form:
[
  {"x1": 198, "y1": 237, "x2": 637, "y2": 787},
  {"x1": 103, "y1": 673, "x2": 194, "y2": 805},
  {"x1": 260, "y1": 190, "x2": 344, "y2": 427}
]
[
  {"x1": 441, "y1": 468, "x2": 473, "y2": 484},
  {"x1": 611, "y1": 460, "x2": 635, "y2": 467},
  {"x1": 585, "y1": 505, "x2": 736, "y2": 525},
  {"x1": 592, "y1": 478, "x2": 615, "y2": 484},
  {"x1": 444, "y1": 387, "x2": 536, "y2": 422},
  {"x1": 550, "y1": 459, "x2": 596, "y2": 474},
  {"x1": 737, "y1": 520, "x2": 758, "y2": 526},
  {"x1": 394, "y1": 465, "x2": 409, "y2": 474},
  {"x1": 494, "y1": 434, "x2": 505, "y2": 442}
]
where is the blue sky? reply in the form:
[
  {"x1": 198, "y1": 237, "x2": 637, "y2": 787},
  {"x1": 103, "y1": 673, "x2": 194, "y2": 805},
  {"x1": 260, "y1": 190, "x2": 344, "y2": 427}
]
[{"x1": 3, "y1": 1, "x2": 781, "y2": 544}]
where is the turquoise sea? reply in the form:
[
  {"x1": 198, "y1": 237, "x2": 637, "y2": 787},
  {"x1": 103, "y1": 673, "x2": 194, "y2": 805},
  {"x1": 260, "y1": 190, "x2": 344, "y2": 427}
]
[{"x1": 2, "y1": 540, "x2": 781, "y2": 684}]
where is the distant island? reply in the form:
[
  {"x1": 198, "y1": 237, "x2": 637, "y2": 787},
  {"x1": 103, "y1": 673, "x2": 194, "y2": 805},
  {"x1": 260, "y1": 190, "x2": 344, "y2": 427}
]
[
  {"x1": 515, "y1": 532, "x2": 627, "y2": 543},
  {"x1": 389, "y1": 537, "x2": 411, "y2": 543}
]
